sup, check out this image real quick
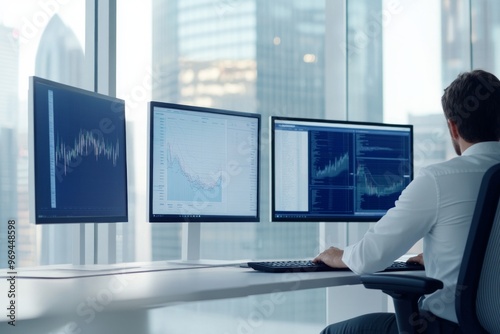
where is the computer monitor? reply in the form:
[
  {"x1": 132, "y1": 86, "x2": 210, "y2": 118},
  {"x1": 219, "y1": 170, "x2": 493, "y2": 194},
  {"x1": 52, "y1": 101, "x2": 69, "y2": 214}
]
[
  {"x1": 29, "y1": 76, "x2": 128, "y2": 224},
  {"x1": 271, "y1": 116, "x2": 413, "y2": 222},
  {"x1": 148, "y1": 102, "x2": 260, "y2": 222}
]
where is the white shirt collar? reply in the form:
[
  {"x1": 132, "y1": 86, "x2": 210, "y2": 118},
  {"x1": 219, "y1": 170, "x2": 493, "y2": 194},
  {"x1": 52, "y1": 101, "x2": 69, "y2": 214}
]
[{"x1": 462, "y1": 141, "x2": 500, "y2": 156}]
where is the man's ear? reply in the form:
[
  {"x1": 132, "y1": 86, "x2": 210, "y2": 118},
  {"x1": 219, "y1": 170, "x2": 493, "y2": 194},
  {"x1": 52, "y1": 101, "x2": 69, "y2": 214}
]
[{"x1": 447, "y1": 119, "x2": 460, "y2": 140}]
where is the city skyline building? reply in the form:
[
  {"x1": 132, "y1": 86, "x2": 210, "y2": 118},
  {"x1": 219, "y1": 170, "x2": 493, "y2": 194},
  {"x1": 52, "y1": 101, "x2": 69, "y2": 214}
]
[
  {"x1": 149, "y1": 0, "x2": 389, "y2": 264},
  {"x1": 34, "y1": 14, "x2": 85, "y2": 265},
  {"x1": 347, "y1": 1, "x2": 384, "y2": 123},
  {"x1": 150, "y1": 0, "x2": 335, "y2": 264},
  {"x1": 0, "y1": 2, "x2": 497, "y2": 331},
  {"x1": 149, "y1": 0, "x2": 351, "y2": 324}
]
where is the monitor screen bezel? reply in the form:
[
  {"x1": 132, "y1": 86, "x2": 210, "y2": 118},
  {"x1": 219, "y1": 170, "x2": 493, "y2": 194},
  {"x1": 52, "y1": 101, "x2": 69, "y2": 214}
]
[
  {"x1": 270, "y1": 116, "x2": 414, "y2": 223},
  {"x1": 29, "y1": 76, "x2": 128, "y2": 224},
  {"x1": 148, "y1": 101, "x2": 261, "y2": 223}
]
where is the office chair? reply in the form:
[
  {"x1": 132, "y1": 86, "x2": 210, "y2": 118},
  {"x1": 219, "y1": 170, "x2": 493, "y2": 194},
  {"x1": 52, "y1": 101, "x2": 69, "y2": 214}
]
[{"x1": 360, "y1": 162, "x2": 500, "y2": 334}]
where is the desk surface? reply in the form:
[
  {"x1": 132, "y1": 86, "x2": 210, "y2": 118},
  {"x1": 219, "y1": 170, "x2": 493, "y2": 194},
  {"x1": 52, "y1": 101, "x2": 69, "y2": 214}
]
[
  {"x1": 0, "y1": 261, "x2": 424, "y2": 324},
  {"x1": 0, "y1": 262, "x2": 364, "y2": 322}
]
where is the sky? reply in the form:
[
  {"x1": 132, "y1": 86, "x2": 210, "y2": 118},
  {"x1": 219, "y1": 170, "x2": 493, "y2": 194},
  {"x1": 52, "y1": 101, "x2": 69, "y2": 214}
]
[
  {"x1": 382, "y1": 0, "x2": 443, "y2": 124},
  {"x1": 0, "y1": 0, "x2": 151, "y2": 137},
  {"x1": 0, "y1": 0, "x2": 85, "y2": 100}
]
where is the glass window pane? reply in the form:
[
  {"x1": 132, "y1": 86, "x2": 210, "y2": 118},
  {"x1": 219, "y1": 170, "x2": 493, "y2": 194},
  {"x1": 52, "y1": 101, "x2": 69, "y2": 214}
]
[
  {"x1": 1, "y1": 0, "x2": 483, "y2": 331},
  {"x1": 382, "y1": 0, "x2": 470, "y2": 174},
  {"x1": 148, "y1": 0, "x2": 328, "y2": 262},
  {"x1": 472, "y1": 0, "x2": 500, "y2": 73},
  {"x1": 117, "y1": 0, "x2": 331, "y2": 330},
  {"x1": 381, "y1": 0, "x2": 470, "y2": 254},
  {"x1": 347, "y1": 0, "x2": 384, "y2": 123},
  {"x1": 0, "y1": 0, "x2": 85, "y2": 268}
]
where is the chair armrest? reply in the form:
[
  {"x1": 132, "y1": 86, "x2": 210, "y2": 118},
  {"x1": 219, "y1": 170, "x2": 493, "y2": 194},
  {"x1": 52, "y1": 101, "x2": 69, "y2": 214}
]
[
  {"x1": 360, "y1": 274, "x2": 443, "y2": 334},
  {"x1": 360, "y1": 273, "x2": 443, "y2": 296}
]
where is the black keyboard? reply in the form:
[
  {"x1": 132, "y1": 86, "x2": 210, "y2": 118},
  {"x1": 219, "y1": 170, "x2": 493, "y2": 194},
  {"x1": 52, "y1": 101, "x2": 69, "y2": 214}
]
[{"x1": 247, "y1": 260, "x2": 424, "y2": 273}]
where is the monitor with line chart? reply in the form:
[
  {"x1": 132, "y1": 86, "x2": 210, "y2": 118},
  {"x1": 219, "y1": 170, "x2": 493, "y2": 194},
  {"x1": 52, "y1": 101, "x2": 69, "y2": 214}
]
[
  {"x1": 148, "y1": 102, "x2": 260, "y2": 222},
  {"x1": 29, "y1": 76, "x2": 128, "y2": 224},
  {"x1": 271, "y1": 116, "x2": 413, "y2": 222}
]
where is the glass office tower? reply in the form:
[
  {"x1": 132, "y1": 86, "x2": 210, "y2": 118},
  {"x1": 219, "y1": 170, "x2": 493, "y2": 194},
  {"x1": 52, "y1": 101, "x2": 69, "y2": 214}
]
[
  {"x1": 440, "y1": 0, "x2": 471, "y2": 88},
  {"x1": 470, "y1": 1, "x2": 500, "y2": 73},
  {"x1": 150, "y1": 0, "x2": 351, "y2": 324},
  {"x1": 149, "y1": 0, "x2": 385, "y2": 327},
  {"x1": 440, "y1": 1, "x2": 500, "y2": 88},
  {"x1": 34, "y1": 14, "x2": 85, "y2": 265},
  {"x1": 151, "y1": 0, "x2": 336, "y2": 262},
  {"x1": 347, "y1": 1, "x2": 384, "y2": 122}
]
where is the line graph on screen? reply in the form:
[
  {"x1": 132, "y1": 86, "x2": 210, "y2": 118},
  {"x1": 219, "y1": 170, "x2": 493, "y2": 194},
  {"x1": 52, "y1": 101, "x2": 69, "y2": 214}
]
[
  {"x1": 55, "y1": 129, "x2": 120, "y2": 176},
  {"x1": 166, "y1": 143, "x2": 223, "y2": 202},
  {"x1": 356, "y1": 161, "x2": 408, "y2": 211},
  {"x1": 313, "y1": 152, "x2": 350, "y2": 179},
  {"x1": 164, "y1": 113, "x2": 227, "y2": 203}
]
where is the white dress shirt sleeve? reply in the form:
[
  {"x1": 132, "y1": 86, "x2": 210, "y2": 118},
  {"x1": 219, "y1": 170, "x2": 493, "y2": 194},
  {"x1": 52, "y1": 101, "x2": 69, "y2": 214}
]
[{"x1": 342, "y1": 170, "x2": 439, "y2": 274}]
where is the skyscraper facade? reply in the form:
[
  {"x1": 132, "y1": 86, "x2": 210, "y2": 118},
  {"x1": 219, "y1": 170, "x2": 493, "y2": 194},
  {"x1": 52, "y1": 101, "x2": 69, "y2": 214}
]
[
  {"x1": 34, "y1": 14, "x2": 85, "y2": 265},
  {"x1": 150, "y1": 0, "x2": 333, "y2": 258},
  {"x1": 150, "y1": 0, "x2": 335, "y2": 324}
]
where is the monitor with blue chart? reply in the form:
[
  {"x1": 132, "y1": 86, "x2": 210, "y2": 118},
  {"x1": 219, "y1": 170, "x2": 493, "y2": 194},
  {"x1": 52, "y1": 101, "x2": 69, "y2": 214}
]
[
  {"x1": 148, "y1": 102, "x2": 260, "y2": 222},
  {"x1": 29, "y1": 76, "x2": 128, "y2": 224},
  {"x1": 271, "y1": 116, "x2": 413, "y2": 222}
]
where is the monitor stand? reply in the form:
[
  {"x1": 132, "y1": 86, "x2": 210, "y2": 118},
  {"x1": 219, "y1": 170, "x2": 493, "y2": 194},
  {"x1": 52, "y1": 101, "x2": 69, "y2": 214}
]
[
  {"x1": 178, "y1": 223, "x2": 248, "y2": 266},
  {"x1": 181, "y1": 222, "x2": 201, "y2": 261}
]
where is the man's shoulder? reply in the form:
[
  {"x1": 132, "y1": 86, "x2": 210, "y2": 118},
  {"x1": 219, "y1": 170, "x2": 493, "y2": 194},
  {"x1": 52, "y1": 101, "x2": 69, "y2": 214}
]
[
  {"x1": 420, "y1": 156, "x2": 500, "y2": 178},
  {"x1": 421, "y1": 158, "x2": 461, "y2": 174}
]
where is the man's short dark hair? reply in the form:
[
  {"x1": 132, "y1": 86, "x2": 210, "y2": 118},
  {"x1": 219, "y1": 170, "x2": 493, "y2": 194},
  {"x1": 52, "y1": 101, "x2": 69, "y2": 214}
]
[{"x1": 441, "y1": 69, "x2": 500, "y2": 142}]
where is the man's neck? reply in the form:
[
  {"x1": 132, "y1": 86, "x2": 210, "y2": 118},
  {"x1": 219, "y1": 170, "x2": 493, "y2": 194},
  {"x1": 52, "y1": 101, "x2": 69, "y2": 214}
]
[{"x1": 458, "y1": 139, "x2": 474, "y2": 154}]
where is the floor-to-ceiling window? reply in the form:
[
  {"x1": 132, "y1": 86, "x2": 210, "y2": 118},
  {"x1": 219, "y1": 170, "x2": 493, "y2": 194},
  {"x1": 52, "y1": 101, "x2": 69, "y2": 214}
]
[
  {"x1": 4, "y1": 0, "x2": 500, "y2": 332},
  {"x1": 0, "y1": 0, "x2": 86, "y2": 268},
  {"x1": 116, "y1": 1, "x2": 330, "y2": 331}
]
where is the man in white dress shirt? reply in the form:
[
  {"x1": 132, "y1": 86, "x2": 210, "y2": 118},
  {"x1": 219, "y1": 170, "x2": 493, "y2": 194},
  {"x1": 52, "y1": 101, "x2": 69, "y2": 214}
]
[{"x1": 314, "y1": 69, "x2": 500, "y2": 334}]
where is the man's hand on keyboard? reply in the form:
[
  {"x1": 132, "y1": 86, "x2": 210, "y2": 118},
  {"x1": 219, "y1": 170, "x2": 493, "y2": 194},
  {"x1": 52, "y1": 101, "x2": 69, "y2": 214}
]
[
  {"x1": 406, "y1": 253, "x2": 424, "y2": 265},
  {"x1": 312, "y1": 246, "x2": 349, "y2": 269}
]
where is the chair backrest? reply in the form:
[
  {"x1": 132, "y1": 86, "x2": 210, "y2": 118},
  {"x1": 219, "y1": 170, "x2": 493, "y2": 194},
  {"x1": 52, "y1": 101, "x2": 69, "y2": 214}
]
[{"x1": 456, "y1": 163, "x2": 500, "y2": 333}]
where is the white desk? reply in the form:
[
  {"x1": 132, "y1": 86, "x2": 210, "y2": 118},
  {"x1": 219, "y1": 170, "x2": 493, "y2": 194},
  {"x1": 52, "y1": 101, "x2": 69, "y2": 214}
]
[{"x1": 0, "y1": 262, "x2": 421, "y2": 334}]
